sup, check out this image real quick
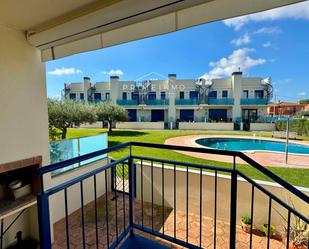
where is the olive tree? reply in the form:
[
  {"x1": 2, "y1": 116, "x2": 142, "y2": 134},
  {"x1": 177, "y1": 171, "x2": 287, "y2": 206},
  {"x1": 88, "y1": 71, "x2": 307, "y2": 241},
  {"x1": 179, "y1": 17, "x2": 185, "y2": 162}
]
[
  {"x1": 48, "y1": 99, "x2": 97, "y2": 139},
  {"x1": 95, "y1": 102, "x2": 128, "y2": 131}
]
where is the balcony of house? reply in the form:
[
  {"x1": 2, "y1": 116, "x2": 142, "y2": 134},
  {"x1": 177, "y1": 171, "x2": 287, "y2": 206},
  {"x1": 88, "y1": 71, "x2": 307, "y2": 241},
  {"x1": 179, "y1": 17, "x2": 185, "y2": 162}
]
[
  {"x1": 175, "y1": 98, "x2": 199, "y2": 105},
  {"x1": 208, "y1": 98, "x2": 234, "y2": 105},
  {"x1": 117, "y1": 99, "x2": 139, "y2": 105},
  {"x1": 145, "y1": 99, "x2": 169, "y2": 105},
  {"x1": 240, "y1": 98, "x2": 268, "y2": 105},
  {"x1": 37, "y1": 142, "x2": 309, "y2": 249}
]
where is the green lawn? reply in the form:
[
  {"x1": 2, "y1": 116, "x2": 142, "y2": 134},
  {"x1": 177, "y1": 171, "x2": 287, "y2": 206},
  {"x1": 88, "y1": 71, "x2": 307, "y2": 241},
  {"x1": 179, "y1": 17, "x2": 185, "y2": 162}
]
[{"x1": 66, "y1": 128, "x2": 309, "y2": 187}]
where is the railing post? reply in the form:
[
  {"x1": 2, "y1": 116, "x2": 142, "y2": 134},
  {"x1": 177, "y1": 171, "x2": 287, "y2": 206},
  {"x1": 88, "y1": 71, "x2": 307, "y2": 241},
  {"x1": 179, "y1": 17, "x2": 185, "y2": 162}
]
[
  {"x1": 37, "y1": 194, "x2": 52, "y2": 249},
  {"x1": 128, "y1": 156, "x2": 135, "y2": 237},
  {"x1": 229, "y1": 170, "x2": 237, "y2": 249}
]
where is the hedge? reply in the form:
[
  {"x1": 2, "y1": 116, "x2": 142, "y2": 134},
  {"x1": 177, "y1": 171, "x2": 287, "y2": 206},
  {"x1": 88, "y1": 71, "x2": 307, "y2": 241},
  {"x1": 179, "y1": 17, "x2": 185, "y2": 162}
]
[{"x1": 276, "y1": 119, "x2": 309, "y2": 136}]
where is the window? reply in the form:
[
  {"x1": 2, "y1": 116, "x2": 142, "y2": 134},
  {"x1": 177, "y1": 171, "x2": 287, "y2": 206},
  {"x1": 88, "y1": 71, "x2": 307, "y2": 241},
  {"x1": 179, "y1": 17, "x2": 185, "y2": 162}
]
[
  {"x1": 179, "y1": 91, "x2": 184, "y2": 99},
  {"x1": 80, "y1": 93, "x2": 84, "y2": 100},
  {"x1": 160, "y1": 92, "x2": 166, "y2": 100},
  {"x1": 131, "y1": 92, "x2": 139, "y2": 100},
  {"x1": 122, "y1": 92, "x2": 127, "y2": 100},
  {"x1": 254, "y1": 90, "x2": 264, "y2": 99},
  {"x1": 94, "y1": 93, "x2": 101, "y2": 100},
  {"x1": 208, "y1": 91, "x2": 217, "y2": 99},
  {"x1": 243, "y1": 90, "x2": 249, "y2": 98},
  {"x1": 148, "y1": 92, "x2": 156, "y2": 100},
  {"x1": 69, "y1": 93, "x2": 76, "y2": 100},
  {"x1": 222, "y1": 90, "x2": 228, "y2": 98},
  {"x1": 189, "y1": 91, "x2": 198, "y2": 99},
  {"x1": 105, "y1": 92, "x2": 110, "y2": 100}
]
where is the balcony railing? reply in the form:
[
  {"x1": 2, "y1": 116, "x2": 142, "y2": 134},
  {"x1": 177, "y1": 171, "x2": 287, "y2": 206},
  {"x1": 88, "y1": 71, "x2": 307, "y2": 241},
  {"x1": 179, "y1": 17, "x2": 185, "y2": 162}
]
[
  {"x1": 240, "y1": 98, "x2": 268, "y2": 105},
  {"x1": 175, "y1": 98, "x2": 199, "y2": 105},
  {"x1": 117, "y1": 99, "x2": 138, "y2": 105},
  {"x1": 145, "y1": 99, "x2": 169, "y2": 105},
  {"x1": 208, "y1": 98, "x2": 234, "y2": 105},
  {"x1": 37, "y1": 142, "x2": 308, "y2": 249}
]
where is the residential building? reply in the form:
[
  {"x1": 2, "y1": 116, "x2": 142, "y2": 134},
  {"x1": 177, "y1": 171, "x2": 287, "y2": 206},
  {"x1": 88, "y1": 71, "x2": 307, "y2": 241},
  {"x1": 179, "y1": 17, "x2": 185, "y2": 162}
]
[
  {"x1": 268, "y1": 101, "x2": 309, "y2": 117},
  {"x1": 64, "y1": 72, "x2": 272, "y2": 124}
]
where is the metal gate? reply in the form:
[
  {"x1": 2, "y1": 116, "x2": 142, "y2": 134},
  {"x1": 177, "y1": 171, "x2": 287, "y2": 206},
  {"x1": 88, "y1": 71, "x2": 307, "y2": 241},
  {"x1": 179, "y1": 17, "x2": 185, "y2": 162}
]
[{"x1": 111, "y1": 160, "x2": 134, "y2": 194}]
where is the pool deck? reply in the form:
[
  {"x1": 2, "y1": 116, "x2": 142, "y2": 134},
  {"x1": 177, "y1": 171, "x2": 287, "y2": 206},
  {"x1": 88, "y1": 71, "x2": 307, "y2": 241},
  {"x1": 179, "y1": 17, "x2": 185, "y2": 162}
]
[{"x1": 165, "y1": 135, "x2": 309, "y2": 168}]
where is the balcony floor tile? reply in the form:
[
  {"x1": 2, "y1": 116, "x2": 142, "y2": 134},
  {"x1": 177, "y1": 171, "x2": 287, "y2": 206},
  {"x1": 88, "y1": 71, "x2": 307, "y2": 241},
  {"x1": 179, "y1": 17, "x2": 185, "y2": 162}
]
[{"x1": 53, "y1": 192, "x2": 286, "y2": 249}]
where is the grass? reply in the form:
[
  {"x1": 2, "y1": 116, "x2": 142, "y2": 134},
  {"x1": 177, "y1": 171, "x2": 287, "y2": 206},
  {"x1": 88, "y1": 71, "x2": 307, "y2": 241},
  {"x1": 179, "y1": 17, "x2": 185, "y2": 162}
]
[{"x1": 65, "y1": 128, "x2": 309, "y2": 188}]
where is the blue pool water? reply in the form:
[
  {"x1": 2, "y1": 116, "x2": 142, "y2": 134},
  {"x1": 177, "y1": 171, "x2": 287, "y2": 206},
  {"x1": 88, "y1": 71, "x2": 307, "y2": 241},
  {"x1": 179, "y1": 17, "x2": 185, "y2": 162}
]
[
  {"x1": 196, "y1": 137, "x2": 309, "y2": 154},
  {"x1": 50, "y1": 133, "x2": 108, "y2": 175}
]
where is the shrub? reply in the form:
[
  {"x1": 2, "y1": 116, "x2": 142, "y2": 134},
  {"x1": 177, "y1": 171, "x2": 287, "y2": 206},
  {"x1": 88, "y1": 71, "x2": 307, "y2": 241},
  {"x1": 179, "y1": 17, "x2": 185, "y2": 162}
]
[
  {"x1": 241, "y1": 214, "x2": 251, "y2": 225},
  {"x1": 276, "y1": 119, "x2": 309, "y2": 137}
]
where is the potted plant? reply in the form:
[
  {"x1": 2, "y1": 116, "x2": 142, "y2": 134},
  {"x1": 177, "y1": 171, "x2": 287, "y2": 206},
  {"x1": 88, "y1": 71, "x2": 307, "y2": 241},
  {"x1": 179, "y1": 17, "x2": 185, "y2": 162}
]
[
  {"x1": 273, "y1": 200, "x2": 308, "y2": 248},
  {"x1": 288, "y1": 217, "x2": 308, "y2": 249},
  {"x1": 241, "y1": 214, "x2": 252, "y2": 233},
  {"x1": 262, "y1": 223, "x2": 275, "y2": 238}
]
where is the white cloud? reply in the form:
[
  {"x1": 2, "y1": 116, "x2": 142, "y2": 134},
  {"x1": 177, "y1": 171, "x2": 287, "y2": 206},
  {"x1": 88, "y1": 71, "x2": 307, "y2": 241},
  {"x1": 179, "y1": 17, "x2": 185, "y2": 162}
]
[
  {"x1": 223, "y1": 1, "x2": 309, "y2": 30},
  {"x1": 263, "y1": 42, "x2": 272, "y2": 48},
  {"x1": 200, "y1": 48, "x2": 266, "y2": 79},
  {"x1": 48, "y1": 67, "x2": 82, "y2": 75},
  {"x1": 298, "y1": 92, "x2": 306, "y2": 96},
  {"x1": 253, "y1": 26, "x2": 281, "y2": 34},
  {"x1": 231, "y1": 34, "x2": 251, "y2": 46},
  {"x1": 102, "y1": 69, "x2": 124, "y2": 76}
]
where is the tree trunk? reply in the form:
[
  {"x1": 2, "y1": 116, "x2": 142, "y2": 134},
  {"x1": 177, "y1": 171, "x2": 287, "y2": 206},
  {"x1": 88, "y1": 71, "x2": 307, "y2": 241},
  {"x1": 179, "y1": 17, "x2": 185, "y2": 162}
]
[
  {"x1": 61, "y1": 127, "x2": 67, "y2": 139},
  {"x1": 108, "y1": 120, "x2": 113, "y2": 132}
]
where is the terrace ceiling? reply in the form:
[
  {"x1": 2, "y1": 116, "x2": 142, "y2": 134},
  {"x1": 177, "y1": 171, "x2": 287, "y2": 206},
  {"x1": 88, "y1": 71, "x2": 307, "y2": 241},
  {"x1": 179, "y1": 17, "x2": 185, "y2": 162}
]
[{"x1": 0, "y1": 0, "x2": 306, "y2": 61}]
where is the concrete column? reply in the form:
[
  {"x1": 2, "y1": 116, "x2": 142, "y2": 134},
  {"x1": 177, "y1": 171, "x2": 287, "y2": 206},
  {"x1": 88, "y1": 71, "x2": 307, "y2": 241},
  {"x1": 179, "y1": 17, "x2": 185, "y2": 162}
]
[
  {"x1": 231, "y1": 72, "x2": 242, "y2": 121},
  {"x1": 110, "y1": 76, "x2": 119, "y2": 104},
  {"x1": 168, "y1": 74, "x2": 176, "y2": 122},
  {"x1": 83, "y1": 77, "x2": 91, "y2": 103}
]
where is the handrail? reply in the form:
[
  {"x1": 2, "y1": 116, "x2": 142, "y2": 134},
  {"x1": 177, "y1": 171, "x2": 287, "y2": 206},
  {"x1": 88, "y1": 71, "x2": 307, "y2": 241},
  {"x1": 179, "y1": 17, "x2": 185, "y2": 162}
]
[
  {"x1": 238, "y1": 153, "x2": 309, "y2": 203},
  {"x1": 130, "y1": 142, "x2": 309, "y2": 203},
  {"x1": 37, "y1": 141, "x2": 308, "y2": 203}
]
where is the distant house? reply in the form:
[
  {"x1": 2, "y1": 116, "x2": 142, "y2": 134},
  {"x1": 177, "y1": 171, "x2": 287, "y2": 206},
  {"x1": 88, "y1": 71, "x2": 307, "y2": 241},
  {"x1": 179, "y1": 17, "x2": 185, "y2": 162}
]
[
  {"x1": 268, "y1": 102, "x2": 309, "y2": 117},
  {"x1": 64, "y1": 72, "x2": 272, "y2": 124}
]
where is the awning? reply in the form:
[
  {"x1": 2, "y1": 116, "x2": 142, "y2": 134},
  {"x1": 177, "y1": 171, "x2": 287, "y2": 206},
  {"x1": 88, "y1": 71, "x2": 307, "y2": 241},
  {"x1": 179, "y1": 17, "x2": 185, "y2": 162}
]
[{"x1": 26, "y1": 0, "x2": 304, "y2": 61}]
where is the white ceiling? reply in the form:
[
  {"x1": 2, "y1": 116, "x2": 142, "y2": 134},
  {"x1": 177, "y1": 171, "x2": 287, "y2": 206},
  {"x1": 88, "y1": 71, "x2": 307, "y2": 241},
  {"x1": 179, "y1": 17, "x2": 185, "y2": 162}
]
[{"x1": 0, "y1": 0, "x2": 101, "y2": 31}]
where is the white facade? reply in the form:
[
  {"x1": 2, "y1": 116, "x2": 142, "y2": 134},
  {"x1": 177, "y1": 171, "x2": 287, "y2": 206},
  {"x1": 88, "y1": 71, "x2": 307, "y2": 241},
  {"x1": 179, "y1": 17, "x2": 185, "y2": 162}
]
[{"x1": 64, "y1": 72, "x2": 272, "y2": 124}]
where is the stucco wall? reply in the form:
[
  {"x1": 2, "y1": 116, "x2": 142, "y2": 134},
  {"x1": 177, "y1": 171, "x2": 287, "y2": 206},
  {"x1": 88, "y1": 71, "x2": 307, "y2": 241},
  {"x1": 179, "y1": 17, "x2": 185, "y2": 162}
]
[
  {"x1": 135, "y1": 163, "x2": 309, "y2": 228},
  {"x1": 49, "y1": 158, "x2": 111, "y2": 223},
  {"x1": 179, "y1": 122, "x2": 234, "y2": 130},
  {"x1": 79, "y1": 122, "x2": 103, "y2": 128},
  {"x1": 116, "y1": 122, "x2": 165, "y2": 130},
  {"x1": 0, "y1": 23, "x2": 50, "y2": 247},
  {"x1": 250, "y1": 123, "x2": 276, "y2": 131}
]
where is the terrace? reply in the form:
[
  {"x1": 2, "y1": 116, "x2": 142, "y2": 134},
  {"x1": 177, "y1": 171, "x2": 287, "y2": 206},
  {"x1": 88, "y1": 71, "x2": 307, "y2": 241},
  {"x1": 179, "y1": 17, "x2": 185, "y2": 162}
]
[
  {"x1": 38, "y1": 142, "x2": 308, "y2": 249},
  {"x1": 1, "y1": 0, "x2": 308, "y2": 248}
]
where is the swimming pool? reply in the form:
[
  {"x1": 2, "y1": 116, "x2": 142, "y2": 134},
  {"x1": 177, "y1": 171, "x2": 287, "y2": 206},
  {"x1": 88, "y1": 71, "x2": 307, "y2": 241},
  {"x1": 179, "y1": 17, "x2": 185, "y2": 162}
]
[{"x1": 195, "y1": 137, "x2": 309, "y2": 155}]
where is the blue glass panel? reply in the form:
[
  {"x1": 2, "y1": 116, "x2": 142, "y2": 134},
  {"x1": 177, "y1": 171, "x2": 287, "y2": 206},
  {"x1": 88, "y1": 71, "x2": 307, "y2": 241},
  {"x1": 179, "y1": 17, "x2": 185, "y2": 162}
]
[{"x1": 50, "y1": 133, "x2": 108, "y2": 175}]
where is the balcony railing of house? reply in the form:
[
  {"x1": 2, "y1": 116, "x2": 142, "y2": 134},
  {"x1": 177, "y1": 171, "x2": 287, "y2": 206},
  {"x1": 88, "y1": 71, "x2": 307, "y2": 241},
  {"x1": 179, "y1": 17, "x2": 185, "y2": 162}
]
[
  {"x1": 208, "y1": 98, "x2": 234, "y2": 105},
  {"x1": 145, "y1": 99, "x2": 169, "y2": 105},
  {"x1": 37, "y1": 142, "x2": 308, "y2": 249},
  {"x1": 90, "y1": 99, "x2": 111, "y2": 104},
  {"x1": 240, "y1": 98, "x2": 268, "y2": 105},
  {"x1": 117, "y1": 99, "x2": 139, "y2": 105},
  {"x1": 175, "y1": 98, "x2": 199, "y2": 105}
]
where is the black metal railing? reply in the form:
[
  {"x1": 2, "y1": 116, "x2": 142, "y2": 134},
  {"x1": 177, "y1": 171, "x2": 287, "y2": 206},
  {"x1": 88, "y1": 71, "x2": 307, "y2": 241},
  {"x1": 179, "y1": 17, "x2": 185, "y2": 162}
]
[{"x1": 36, "y1": 142, "x2": 308, "y2": 249}]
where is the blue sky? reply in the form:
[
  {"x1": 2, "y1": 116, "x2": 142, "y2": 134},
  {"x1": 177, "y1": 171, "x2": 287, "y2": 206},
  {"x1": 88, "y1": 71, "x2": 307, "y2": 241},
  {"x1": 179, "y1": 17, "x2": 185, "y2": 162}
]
[{"x1": 46, "y1": 1, "x2": 309, "y2": 102}]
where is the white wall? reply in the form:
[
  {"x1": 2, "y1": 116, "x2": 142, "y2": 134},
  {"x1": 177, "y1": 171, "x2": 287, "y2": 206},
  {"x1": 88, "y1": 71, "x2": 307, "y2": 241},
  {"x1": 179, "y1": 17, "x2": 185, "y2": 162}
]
[
  {"x1": 116, "y1": 122, "x2": 164, "y2": 130},
  {"x1": 136, "y1": 163, "x2": 309, "y2": 227},
  {"x1": 179, "y1": 122, "x2": 234, "y2": 130},
  {"x1": 49, "y1": 158, "x2": 111, "y2": 223},
  {"x1": 250, "y1": 123, "x2": 276, "y2": 131},
  {"x1": 0, "y1": 23, "x2": 50, "y2": 247}
]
